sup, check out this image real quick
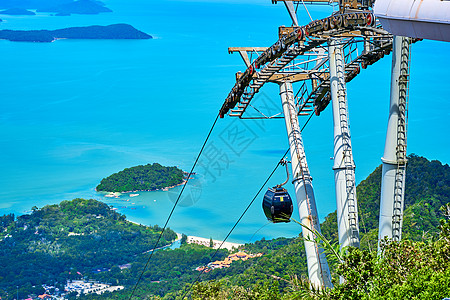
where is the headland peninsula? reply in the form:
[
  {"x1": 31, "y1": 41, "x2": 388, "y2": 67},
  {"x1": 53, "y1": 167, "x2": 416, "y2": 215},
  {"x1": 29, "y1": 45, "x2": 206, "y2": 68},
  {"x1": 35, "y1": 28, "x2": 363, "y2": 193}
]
[
  {"x1": 0, "y1": 24, "x2": 152, "y2": 42},
  {"x1": 0, "y1": 8, "x2": 35, "y2": 15}
]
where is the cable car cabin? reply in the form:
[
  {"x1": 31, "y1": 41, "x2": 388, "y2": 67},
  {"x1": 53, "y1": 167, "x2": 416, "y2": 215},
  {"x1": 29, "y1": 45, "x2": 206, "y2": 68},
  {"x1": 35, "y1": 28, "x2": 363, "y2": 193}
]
[{"x1": 263, "y1": 187, "x2": 293, "y2": 223}]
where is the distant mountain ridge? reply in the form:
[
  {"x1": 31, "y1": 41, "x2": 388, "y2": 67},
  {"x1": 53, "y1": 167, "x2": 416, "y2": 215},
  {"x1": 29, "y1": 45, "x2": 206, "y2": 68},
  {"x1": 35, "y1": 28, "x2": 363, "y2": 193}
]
[{"x1": 0, "y1": 24, "x2": 152, "y2": 42}]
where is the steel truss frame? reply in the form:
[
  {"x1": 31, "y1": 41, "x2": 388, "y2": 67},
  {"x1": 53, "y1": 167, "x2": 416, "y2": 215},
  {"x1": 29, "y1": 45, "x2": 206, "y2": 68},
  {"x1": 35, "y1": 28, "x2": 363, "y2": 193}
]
[{"x1": 220, "y1": 14, "x2": 394, "y2": 121}]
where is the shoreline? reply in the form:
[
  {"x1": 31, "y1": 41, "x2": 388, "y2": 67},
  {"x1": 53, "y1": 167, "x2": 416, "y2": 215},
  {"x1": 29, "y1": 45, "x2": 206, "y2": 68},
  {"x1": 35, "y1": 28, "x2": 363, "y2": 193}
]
[
  {"x1": 126, "y1": 220, "x2": 242, "y2": 251},
  {"x1": 186, "y1": 235, "x2": 243, "y2": 251},
  {"x1": 127, "y1": 220, "x2": 183, "y2": 251},
  {"x1": 97, "y1": 179, "x2": 188, "y2": 195}
]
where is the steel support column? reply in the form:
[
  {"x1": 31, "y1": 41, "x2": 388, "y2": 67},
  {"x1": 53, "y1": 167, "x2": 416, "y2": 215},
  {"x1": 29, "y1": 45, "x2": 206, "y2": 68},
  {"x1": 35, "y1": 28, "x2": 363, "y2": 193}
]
[
  {"x1": 280, "y1": 81, "x2": 332, "y2": 289},
  {"x1": 328, "y1": 39, "x2": 360, "y2": 250},
  {"x1": 378, "y1": 36, "x2": 410, "y2": 248}
]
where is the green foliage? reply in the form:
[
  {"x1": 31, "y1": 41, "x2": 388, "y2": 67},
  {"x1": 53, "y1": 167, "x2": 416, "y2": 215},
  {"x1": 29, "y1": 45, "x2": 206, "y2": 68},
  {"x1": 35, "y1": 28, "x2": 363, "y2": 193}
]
[
  {"x1": 201, "y1": 236, "x2": 307, "y2": 296},
  {"x1": 280, "y1": 275, "x2": 330, "y2": 300},
  {"x1": 1, "y1": 155, "x2": 448, "y2": 299},
  {"x1": 328, "y1": 211, "x2": 450, "y2": 300},
  {"x1": 359, "y1": 228, "x2": 378, "y2": 252},
  {"x1": 96, "y1": 163, "x2": 184, "y2": 192},
  {"x1": 239, "y1": 207, "x2": 450, "y2": 300},
  {"x1": 239, "y1": 237, "x2": 293, "y2": 254},
  {"x1": 319, "y1": 211, "x2": 338, "y2": 248},
  {"x1": 181, "y1": 233, "x2": 188, "y2": 245},
  {"x1": 191, "y1": 279, "x2": 282, "y2": 300},
  {"x1": 321, "y1": 154, "x2": 450, "y2": 247},
  {"x1": 0, "y1": 213, "x2": 14, "y2": 239},
  {"x1": 192, "y1": 280, "x2": 225, "y2": 300},
  {"x1": 0, "y1": 199, "x2": 177, "y2": 299},
  {"x1": 77, "y1": 243, "x2": 227, "y2": 300},
  {"x1": 184, "y1": 155, "x2": 450, "y2": 300},
  {"x1": 402, "y1": 196, "x2": 441, "y2": 240}
]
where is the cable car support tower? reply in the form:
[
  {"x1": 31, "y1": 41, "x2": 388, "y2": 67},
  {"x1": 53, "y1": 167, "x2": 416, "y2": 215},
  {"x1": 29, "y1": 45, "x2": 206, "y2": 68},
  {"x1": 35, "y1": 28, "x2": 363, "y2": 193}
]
[
  {"x1": 378, "y1": 36, "x2": 410, "y2": 245},
  {"x1": 218, "y1": 0, "x2": 412, "y2": 288},
  {"x1": 280, "y1": 80, "x2": 333, "y2": 287}
]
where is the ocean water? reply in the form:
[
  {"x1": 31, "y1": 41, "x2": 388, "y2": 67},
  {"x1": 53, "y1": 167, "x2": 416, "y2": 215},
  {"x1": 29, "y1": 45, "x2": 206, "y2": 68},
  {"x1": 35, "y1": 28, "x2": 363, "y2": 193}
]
[{"x1": 0, "y1": 0, "x2": 448, "y2": 244}]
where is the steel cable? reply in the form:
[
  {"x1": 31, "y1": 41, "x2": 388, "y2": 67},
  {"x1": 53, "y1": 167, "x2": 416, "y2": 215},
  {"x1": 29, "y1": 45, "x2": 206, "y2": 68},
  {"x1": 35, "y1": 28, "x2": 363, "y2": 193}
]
[
  {"x1": 180, "y1": 149, "x2": 289, "y2": 300},
  {"x1": 127, "y1": 113, "x2": 220, "y2": 300},
  {"x1": 180, "y1": 112, "x2": 315, "y2": 299}
]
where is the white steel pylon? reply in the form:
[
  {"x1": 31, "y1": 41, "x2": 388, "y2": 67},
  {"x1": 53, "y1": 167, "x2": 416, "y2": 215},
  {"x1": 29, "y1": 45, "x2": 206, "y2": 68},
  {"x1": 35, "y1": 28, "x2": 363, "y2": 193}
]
[
  {"x1": 378, "y1": 36, "x2": 410, "y2": 248},
  {"x1": 280, "y1": 81, "x2": 333, "y2": 289},
  {"x1": 328, "y1": 39, "x2": 360, "y2": 250}
]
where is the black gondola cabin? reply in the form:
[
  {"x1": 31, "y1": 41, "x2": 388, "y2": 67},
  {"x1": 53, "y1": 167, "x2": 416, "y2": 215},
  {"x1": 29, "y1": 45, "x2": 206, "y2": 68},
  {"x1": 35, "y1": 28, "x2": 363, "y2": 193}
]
[{"x1": 262, "y1": 186, "x2": 293, "y2": 223}]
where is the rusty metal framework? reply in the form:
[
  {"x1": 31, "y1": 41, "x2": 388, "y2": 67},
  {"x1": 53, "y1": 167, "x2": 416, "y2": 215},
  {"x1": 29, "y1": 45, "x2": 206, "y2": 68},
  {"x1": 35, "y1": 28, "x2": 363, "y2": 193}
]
[{"x1": 219, "y1": 12, "x2": 393, "y2": 120}]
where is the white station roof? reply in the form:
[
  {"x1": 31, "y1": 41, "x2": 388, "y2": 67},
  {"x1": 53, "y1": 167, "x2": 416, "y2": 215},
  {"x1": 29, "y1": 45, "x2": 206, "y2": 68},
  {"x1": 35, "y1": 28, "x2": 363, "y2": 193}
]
[{"x1": 374, "y1": 0, "x2": 450, "y2": 42}]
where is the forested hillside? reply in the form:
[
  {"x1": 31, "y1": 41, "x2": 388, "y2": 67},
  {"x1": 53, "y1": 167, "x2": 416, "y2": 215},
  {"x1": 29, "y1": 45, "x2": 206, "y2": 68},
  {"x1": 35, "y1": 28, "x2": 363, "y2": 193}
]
[
  {"x1": 77, "y1": 237, "x2": 300, "y2": 300},
  {"x1": 321, "y1": 154, "x2": 450, "y2": 249},
  {"x1": 80, "y1": 243, "x2": 228, "y2": 300},
  {"x1": 1, "y1": 155, "x2": 448, "y2": 299},
  {"x1": 182, "y1": 154, "x2": 450, "y2": 299},
  {"x1": 0, "y1": 199, "x2": 177, "y2": 299},
  {"x1": 189, "y1": 212, "x2": 450, "y2": 300},
  {"x1": 96, "y1": 163, "x2": 184, "y2": 192}
]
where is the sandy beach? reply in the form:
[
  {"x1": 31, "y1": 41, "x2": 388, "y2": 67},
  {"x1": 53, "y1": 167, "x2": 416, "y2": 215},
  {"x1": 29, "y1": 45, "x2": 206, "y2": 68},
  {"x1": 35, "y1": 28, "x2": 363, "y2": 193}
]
[
  {"x1": 186, "y1": 235, "x2": 243, "y2": 251},
  {"x1": 127, "y1": 220, "x2": 143, "y2": 226},
  {"x1": 125, "y1": 220, "x2": 241, "y2": 251},
  {"x1": 100, "y1": 179, "x2": 188, "y2": 195}
]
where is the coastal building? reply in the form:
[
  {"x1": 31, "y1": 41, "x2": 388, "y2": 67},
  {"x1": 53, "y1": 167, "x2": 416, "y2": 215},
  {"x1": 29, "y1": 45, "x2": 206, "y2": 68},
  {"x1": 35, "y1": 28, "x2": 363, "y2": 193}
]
[
  {"x1": 200, "y1": 251, "x2": 263, "y2": 271},
  {"x1": 64, "y1": 280, "x2": 124, "y2": 296},
  {"x1": 119, "y1": 263, "x2": 131, "y2": 270}
]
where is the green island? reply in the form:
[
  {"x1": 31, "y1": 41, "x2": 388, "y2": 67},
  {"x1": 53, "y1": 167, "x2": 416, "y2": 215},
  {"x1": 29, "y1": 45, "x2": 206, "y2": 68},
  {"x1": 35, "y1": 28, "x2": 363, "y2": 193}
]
[
  {"x1": 0, "y1": 0, "x2": 112, "y2": 15},
  {"x1": 0, "y1": 155, "x2": 449, "y2": 299},
  {"x1": 0, "y1": 24, "x2": 151, "y2": 43},
  {"x1": 0, "y1": 8, "x2": 36, "y2": 15},
  {"x1": 96, "y1": 163, "x2": 185, "y2": 193}
]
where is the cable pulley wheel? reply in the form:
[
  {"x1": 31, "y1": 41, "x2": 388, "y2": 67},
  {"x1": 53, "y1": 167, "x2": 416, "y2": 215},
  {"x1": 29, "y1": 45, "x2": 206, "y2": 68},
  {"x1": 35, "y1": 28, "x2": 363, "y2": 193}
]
[{"x1": 323, "y1": 18, "x2": 330, "y2": 31}]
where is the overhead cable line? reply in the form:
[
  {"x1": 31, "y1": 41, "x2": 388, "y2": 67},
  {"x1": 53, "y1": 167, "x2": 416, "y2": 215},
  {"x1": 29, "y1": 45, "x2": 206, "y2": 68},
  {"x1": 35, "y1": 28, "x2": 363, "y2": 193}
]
[
  {"x1": 301, "y1": 0, "x2": 314, "y2": 22},
  {"x1": 127, "y1": 113, "x2": 220, "y2": 300},
  {"x1": 181, "y1": 112, "x2": 315, "y2": 299},
  {"x1": 248, "y1": 222, "x2": 271, "y2": 244},
  {"x1": 180, "y1": 148, "x2": 289, "y2": 299}
]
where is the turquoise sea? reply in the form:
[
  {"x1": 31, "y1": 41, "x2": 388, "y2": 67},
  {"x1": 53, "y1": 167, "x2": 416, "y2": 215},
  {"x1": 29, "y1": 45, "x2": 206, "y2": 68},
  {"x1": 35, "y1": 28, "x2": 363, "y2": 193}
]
[{"x1": 0, "y1": 0, "x2": 449, "y2": 244}]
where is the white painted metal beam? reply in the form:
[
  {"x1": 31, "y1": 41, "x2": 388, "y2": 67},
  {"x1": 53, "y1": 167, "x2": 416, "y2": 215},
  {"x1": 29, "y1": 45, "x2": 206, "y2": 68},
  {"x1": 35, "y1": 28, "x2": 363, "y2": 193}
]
[
  {"x1": 280, "y1": 81, "x2": 332, "y2": 289},
  {"x1": 378, "y1": 36, "x2": 410, "y2": 249},
  {"x1": 328, "y1": 39, "x2": 360, "y2": 250},
  {"x1": 284, "y1": 1, "x2": 299, "y2": 26},
  {"x1": 374, "y1": 0, "x2": 450, "y2": 42}
]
